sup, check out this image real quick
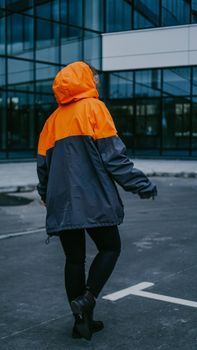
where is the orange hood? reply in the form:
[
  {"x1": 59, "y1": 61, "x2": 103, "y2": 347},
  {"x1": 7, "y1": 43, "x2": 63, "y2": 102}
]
[{"x1": 52, "y1": 61, "x2": 99, "y2": 105}]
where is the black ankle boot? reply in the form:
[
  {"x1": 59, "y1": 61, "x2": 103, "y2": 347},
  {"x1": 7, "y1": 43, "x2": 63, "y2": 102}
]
[
  {"x1": 72, "y1": 314, "x2": 104, "y2": 339},
  {"x1": 71, "y1": 290, "x2": 96, "y2": 315},
  {"x1": 70, "y1": 291, "x2": 97, "y2": 340}
]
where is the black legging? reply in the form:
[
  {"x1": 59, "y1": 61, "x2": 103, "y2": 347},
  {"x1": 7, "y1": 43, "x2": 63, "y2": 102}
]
[{"x1": 59, "y1": 225, "x2": 121, "y2": 303}]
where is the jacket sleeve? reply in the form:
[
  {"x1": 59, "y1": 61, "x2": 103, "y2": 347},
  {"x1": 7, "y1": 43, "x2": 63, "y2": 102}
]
[
  {"x1": 37, "y1": 154, "x2": 48, "y2": 203},
  {"x1": 36, "y1": 121, "x2": 50, "y2": 203},
  {"x1": 92, "y1": 101, "x2": 155, "y2": 195},
  {"x1": 96, "y1": 135, "x2": 155, "y2": 194}
]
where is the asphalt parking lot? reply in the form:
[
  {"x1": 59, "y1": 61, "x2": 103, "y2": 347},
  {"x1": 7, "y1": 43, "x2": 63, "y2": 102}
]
[{"x1": 0, "y1": 177, "x2": 196, "y2": 350}]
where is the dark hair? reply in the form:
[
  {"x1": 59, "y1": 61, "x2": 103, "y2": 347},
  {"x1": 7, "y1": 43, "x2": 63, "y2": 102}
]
[{"x1": 85, "y1": 62, "x2": 98, "y2": 76}]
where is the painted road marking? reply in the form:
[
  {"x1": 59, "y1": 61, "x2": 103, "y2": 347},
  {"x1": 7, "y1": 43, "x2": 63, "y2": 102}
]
[
  {"x1": 0, "y1": 228, "x2": 45, "y2": 240},
  {"x1": 103, "y1": 282, "x2": 197, "y2": 308}
]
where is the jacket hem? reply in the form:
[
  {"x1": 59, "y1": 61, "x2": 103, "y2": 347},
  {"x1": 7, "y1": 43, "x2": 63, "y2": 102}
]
[{"x1": 46, "y1": 219, "x2": 124, "y2": 236}]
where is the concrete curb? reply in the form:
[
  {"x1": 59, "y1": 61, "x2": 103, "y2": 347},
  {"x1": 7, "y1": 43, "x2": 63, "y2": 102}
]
[
  {"x1": 146, "y1": 172, "x2": 197, "y2": 178},
  {"x1": 0, "y1": 171, "x2": 197, "y2": 194},
  {"x1": 0, "y1": 185, "x2": 36, "y2": 193}
]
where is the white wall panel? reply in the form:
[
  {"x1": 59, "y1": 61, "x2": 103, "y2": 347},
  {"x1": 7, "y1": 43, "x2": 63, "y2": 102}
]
[{"x1": 102, "y1": 25, "x2": 197, "y2": 71}]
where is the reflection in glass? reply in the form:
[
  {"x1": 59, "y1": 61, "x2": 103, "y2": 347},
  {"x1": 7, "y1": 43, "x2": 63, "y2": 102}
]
[
  {"x1": 35, "y1": 94, "x2": 57, "y2": 137},
  {"x1": 61, "y1": 25, "x2": 82, "y2": 65},
  {"x1": 163, "y1": 68, "x2": 190, "y2": 96},
  {"x1": 36, "y1": 63, "x2": 59, "y2": 94},
  {"x1": 85, "y1": 0, "x2": 103, "y2": 31},
  {"x1": 106, "y1": 0, "x2": 132, "y2": 32},
  {"x1": 36, "y1": 18, "x2": 59, "y2": 63},
  {"x1": 69, "y1": 0, "x2": 82, "y2": 26},
  {"x1": 136, "y1": 100, "x2": 160, "y2": 135},
  {"x1": 192, "y1": 67, "x2": 197, "y2": 95},
  {"x1": 192, "y1": 0, "x2": 197, "y2": 23},
  {"x1": 162, "y1": 0, "x2": 190, "y2": 26},
  {"x1": 0, "y1": 58, "x2": 5, "y2": 88},
  {"x1": 135, "y1": 99, "x2": 160, "y2": 153},
  {"x1": 0, "y1": 92, "x2": 6, "y2": 154},
  {"x1": 7, "y1": 92, "x2": 34, "y2": 149},
  {"x1": 0, "y1": 10, "x2": 5, "y2": 54},
  {"x1": 108, "y1": 103, "x2": 134, "y2": 149},
  {"x1": 109, "y1": 72, "x2": 133, "y2": 99},
  {"x1": 134, "y1": 0, "x2": 160, "y2": 29},
  {"x1": 35, "y1": 0, "x2": 59, "y2": 21},
  {"x1": 162, "y1": 98, "x2": 190, "y2": 153},
  {"x1": 60, "y1": 0, "x2": 68, "y2": 22},
  {"x1": 7, "y1": 13, "x2": 34, "y2": 59},
  {"x1": 192, "y1": 97, "x2": 197, "y2": 151},
  {"x1": 8, "y1": 59, "x2": 34, "y2": 91},
  {"x1": 83, "y1": 31, "x2": 101, "y2": 70},
  {"x1": 0, "y1": 0, "x2": 5, "y2": 7},
  {"x1": 6, "y1": 0, "x2": 33, "y2": 14},
  {"x1": 135, "y1": 70, "x2": 161, "y2": 97}
]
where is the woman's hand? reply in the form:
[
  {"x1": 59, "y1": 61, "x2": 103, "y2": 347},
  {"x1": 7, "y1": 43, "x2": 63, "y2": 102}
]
[{"x1": 138, "y1": 184, "x2": 157, "y2": 200}]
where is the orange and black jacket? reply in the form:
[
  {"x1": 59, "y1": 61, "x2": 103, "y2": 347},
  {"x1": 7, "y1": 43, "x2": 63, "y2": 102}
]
[{"x1": 37, "y1": 61, "x2": 155, "y2": 236}]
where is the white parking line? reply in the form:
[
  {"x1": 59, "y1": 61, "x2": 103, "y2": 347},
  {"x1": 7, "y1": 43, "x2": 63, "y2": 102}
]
[
  {"x1": 103, "y1": 282, "x2": 197, "y2": 308},
  {"x1": 0, "y1": 228, "x2": 45, "y2": 240}
]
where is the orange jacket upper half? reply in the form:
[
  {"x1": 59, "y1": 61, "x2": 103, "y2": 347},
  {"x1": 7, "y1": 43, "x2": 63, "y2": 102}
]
[{"x1": 38, "y1": 61, "x2": 118, "y2": 156}]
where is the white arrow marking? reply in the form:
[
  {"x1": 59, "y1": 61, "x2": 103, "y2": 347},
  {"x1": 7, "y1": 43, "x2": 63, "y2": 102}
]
[{"x1": 103, "y1": 282, "x2": 197, "y2": 308}]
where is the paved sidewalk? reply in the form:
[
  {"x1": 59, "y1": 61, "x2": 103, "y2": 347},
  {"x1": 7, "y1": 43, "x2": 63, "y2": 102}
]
[
  {"x1": 0, "y1": 159, "x2": 196, "y2": 192},
  {"x1": 1, "y1": 177, "x2": 197, "y2": 349}
]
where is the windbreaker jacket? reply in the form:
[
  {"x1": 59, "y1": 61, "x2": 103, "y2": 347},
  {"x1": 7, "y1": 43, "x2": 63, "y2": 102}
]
[{"x1": 37, "y1": 61, "x2": 155, "y2": 236}]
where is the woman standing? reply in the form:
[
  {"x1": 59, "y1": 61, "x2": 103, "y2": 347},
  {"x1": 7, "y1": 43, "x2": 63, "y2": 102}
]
[{"x1": 37, "y1": 61, "x2": 157, "y2": 340}]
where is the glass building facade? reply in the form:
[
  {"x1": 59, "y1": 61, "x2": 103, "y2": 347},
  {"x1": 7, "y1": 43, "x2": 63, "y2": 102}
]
[
  {"x1": 0, "y1": 0, "x2": 197, "y2": 159},
  {"x1": 107, "y1": 67, "x2": 197, "y2": 157},
  {"x1": 0, "y1": 0, "x2": 102, "y2": 159},
  {"x1": 105, "y1": 0, "x2": 197, "y2": 32}
]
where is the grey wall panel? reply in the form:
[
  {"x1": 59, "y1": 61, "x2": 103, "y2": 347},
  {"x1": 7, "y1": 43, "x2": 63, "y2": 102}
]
[{"x1": 102, "y1": 24, "x2": 197, "y2": 71}]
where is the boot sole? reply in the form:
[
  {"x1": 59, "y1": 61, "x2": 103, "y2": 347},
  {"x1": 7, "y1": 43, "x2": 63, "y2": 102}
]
[
  {"x1": 75, "y1": 315, "x2": 92, "y2": 341},
  {"x1": 72, "y1": 322, "x2": 104, "y2": 339}
]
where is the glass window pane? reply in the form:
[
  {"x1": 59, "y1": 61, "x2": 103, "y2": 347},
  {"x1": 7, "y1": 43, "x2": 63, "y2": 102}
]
[
  {"x1": 106, "y1": 0, "x2": 132, "y2": 32},
  {"x1": 192, "y1": 0, "x2": 197, "y2": 23},
  {"x1": 83, "y1": 31, "x2": 101, "y2": 70},
  {"x1": 7, "y1": 92, "x2": 34, "y2": 149},
  {"x1": 135, "y1": 69, "x2": 161, "y2": 97},
  {"x1": 0, "y1": 57, "x2": 5, "y2": 88},
  {"x1": 108, "y1": 103, "x2": 134, "y2": 148},
  {"x1": 61, "y1": 25, "x2": 82, "y2": 65},
  {"x1": 162, "y1": 98, "x2": 190, "y2": 154},
  {"x1": 7, "y1": 13, "x2": 34, "y2": 59},
  {"x1": 0, "y1": 91, "x2": 7, "y2": 153},
  {"x1": 162, "y1": 0, "x2": 190, "y2": 26},
  {"x1": 109, "y1": 72, "x2": 133, "y2": 99},
  {"x1": 192, "y1": 67, "x2": 197, "y2": 94},
  {"x1": 85, "y1": 0, "x2": 103, "y2": 31},
  {"x1": 97, "y1": 72, "x2": 104, "y2": 99},
  {"x1": 35, "y1": 94, "x2": 57, "y2": 137},
  {"x1": 60, "y1": 0, "x2": 68, "y2": 22},
  {"x1": 36, "y1": 18, "x2": 59, "y2": 63},
  {"x1": 134, "y1": 0, "x2": 160, "y2": 29},
  {"x1": 69, "y1": 0, "x2": 82, "y2": 26},
  {"x1": 0, "y1": 9, "x2": 5, "y2": 54},
  {"x1": 8, "y1": 59, "x2": 34, "y2": 92},
  {"x1": 36, "y1": 63, "x2": 59, "y2": 94},
  {"x1": 35, "y1": 0, "x2": 59, "y2": 21},
  {"x1": 6, "y1": 0, "x2": 33, "y2": 14},
  {"x1": 0, "y1": 0, "x2": 5, "y2": 8},
  {"x1": 163, "y1": 68, "x2": 190, "y2": 96},
  {"x1": 135, "y1": 99, "x2": 161, "y2": 154},
  {"x1": 192, "y1": 97, "x2": 197, "y2": 153}
]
